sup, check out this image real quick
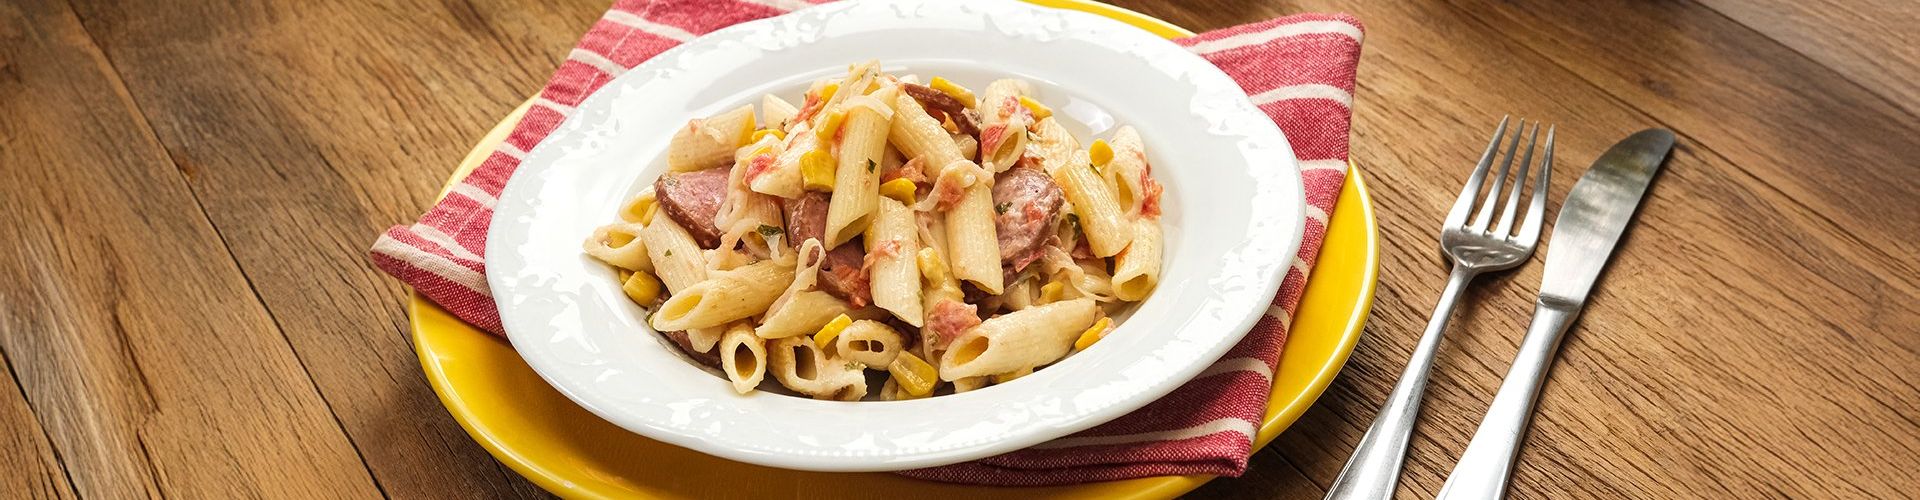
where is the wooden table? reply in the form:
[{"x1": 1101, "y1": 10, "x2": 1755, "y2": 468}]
[{"x1": 4, "y1": 0, "x2": 1915, "y2": 497}]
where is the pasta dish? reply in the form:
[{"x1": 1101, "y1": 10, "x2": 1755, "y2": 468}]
[{"x1": 584, "y1": 61, "x2": 1165, "y2": 400}]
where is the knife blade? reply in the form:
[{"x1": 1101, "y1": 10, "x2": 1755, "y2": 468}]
[
  {"x1": 1438, "y1": 128, "x2": 1674, "y2": 500},
  {"x1": 1538, "y1": 128, "x2": 1675, "y2": 305}
]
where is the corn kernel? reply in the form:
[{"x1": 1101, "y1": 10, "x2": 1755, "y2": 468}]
[
  {"x1": 1039, "y1": 281, "x2": 1065, "y2": 304},
  {"x1": 817, "y1": 82, "x2": 840, "y2": 103},
  {"x1": 813, "y1": 313, "x2": 853, "y2": 349},
  {"x1": 990, "y1": 368, "x2": 1032, "y2": 385},
  {"x1": 1017, "y1": 95, "x2": 1053, "y2": 120},
  {"x1": 801, "y1": 150, "x2": 836, "y2": 191},
  {"x1": 1074, "y1": 317, "x2": 1113, "y2": 352},
  {"x1": 888, "y1": 351, "x2": 938, "y2": 397},
  {"x1": 1089, "y1": 139, "x2": 1113, "y2": 166},
  {"x1": 929, "y1": 77, "x2": 978, "y2": 108},
  {"x1": 751, "y1": 129, "x2": 786, "y2": 143},
  {"x1": 879, "y1": 178, "x2": 917, "y2": 204},
  {"x1": 814, "y1": 109, "x2": 847, "y2": 142},
  {"x1": 916, "y1": 248, "x2": 953, "y2": 287},
  {"x1": 621, "y1": 271, "x2": 662, "y2": 305},
  {"x1": 885, "y1": 379, "x2": 930, "y2": 400},
  {"x1": 617, "y1": 269, "x2": 635, "y2": 283}
]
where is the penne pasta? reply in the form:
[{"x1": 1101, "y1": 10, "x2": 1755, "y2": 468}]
[
  {"x1": 869, "y1": 197, "x2": 925, "y2": 325},
  {"x1": 756, "y1": 290, "x2": 855, "y2": 339},
  {"x1": 641, "y1": 217, "x2": 710, "y2": 293},
  {"x1": 939, "y1": 298, "x2": 1098, "y2": 380},
  {"x1": 823, "y1": 90, "x2": 897, "y2": 248},
  {"x1": 976, "y1": 79, "x2": 1034, "y2": 171},
  {"x1": 833, "y1": 320, "x2": 906, "y2": 366},
  {"x1": 761, "y1": 94, "x2": 799, "y2": 132},
  {"x1": 650, "y1": 259, "x2": 795, "y2": 331},
  {"x1": 1102, "y1": 126, "x2": 1149, "y2": 213},
  {"x1": 719, "y1": 323, "x2": 767, "y2": 394},
  {"x1": 584, "y1": 222, "x2": 651, "y2": 272},
  {"x1": 944, "y1": 182, "x2": 1004, "y2": 294},
  {"x1": 750, "y1": 124, "x2": 817, "y2": 198},
  {"x1": 1027, "y1": 117, "x2": 1081, "y2": 175},
  {"x1": 767, "y1": 336, "x2": 867, "y2": 400},
  {"x1": 686, "y1": 325, "x2": 724, "y2": 354},
  {"x1": 716, "y1": 138, "x2": 788, "y2": 259},
  {"x1": 1111, "y1": 219, "x2": 1162, "y2": 301},
  {"x1": 668, "y1": 104, "x2": 755, "y2": 171},
  {"x1": 618, "y1": 190, "x2": 657, "y2": 223},
  {"x1": 888, "y1": 92, "x2": 966, "y2": 173},
  {"x1": 594, "y1": 64, "x2": 1171, "y2": 399},
  {"x1": 1055, "y1": 150, "x2": 1131, "y2": 257}
]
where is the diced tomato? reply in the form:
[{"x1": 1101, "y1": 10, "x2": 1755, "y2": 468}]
[
  {"x1": 925, "y1": 300, "x2": 981, "y2": 349},
  {"x1": 794, "y1": 92, "x2": 824, "y2": 124},
  {"x1": 1139, "y1": 171, "x2": 1164, "y2": 218},
  {"x1": 979, "y1": 123, "x2": 1009, "y2": 158},
  {"x1": 744, "y1": 154, "x2": 776, "y2": 184}
]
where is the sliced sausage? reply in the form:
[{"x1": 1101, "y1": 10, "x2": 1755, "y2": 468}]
[
  {"x1": 782, "y1": 191, "x2": 831, "y2": 246},
  {"x1": 817, "y1": 244, "x2": 872, "y2": 308},
  {"x1": 654, "y1": 166, "x2": 730, "y2": 248},
  {"x1": 991, "y1": 166, "x2": 1064, "y2": 273},
  {"x1": 903, "y1": 83, "x2": 979, "y2": 139},
  {"x1": 662, "y1": 330, "x2": 722, "y2": 369}
]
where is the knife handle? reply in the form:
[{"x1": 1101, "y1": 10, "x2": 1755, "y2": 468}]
[{"x1": 1437, "y1": 302, "x2": 1579, "y2": 500}]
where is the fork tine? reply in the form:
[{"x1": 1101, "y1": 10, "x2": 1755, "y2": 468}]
[
  {"x1": 1515, "y1": 125, "x2": 1555, "y2": 247},
  {"x1": 1493, "y1": 122, "x2": 1540, "y2": 236},
  {"x1": 1470, "y1": 119, "x2": 1527, "y2": 231},
  {"x1": 1444, "y1": 116, "x2": 1510, "y2": 229}
]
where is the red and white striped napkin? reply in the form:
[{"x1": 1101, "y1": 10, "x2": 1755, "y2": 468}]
[{"x1": 370, "y1": 0, "x2": 1362, "y2": 486}]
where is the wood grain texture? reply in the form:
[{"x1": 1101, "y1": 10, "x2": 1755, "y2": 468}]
[
  {"x1": 0, "y1": 1, "x2": 383, "y2": 497},
  {"x1": 0, "y1": 0, "x2": 1915, "y2": 497},
  {"x1": 1692, "y1": 0, "x2": 1920, "y2": 117},
  {"x1": 1112, "y1": 0, "x2": 1920, "y2": 497},
  {"x1": 55, "y1": 0, "x2": 609, "y2": 497},
  {"x1": 0, "y1": 352, "x2": 76, "y2": 500}
]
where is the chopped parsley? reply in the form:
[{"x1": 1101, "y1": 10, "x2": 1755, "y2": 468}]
[
  {"x1": 664, "y1": 249, "x2": 673, "y2": 257},
  {"x1": 756, "y1": 224, "x2": 783, "y2": 237},
  {"x1": 995, "y1": 202, "x2": 1012, "y2": 215},
  {"x1": 866, "y1": 159, "x2": 876, "y2": 173},
  {"x1": 1066, "y1": 213, "x2": 1081, "y2": 228},
  {"x1": 844, "y1": 361, "x2": 863, "y2": 371}
]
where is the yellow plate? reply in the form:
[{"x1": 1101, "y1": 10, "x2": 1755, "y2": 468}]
[{"x1": 410, "y1": 2, "x2": 1377, "y2": 497}]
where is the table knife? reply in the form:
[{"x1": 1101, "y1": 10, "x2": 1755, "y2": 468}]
[{"x1": 1437, "y1": 129, "x2": 1675, "y2": 500}]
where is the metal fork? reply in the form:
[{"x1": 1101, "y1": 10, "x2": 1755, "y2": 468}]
[{"x1": 1324, "y1": 117, "x2": 1554, "y2": 500}]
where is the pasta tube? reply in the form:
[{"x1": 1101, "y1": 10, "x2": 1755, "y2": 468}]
[
  {"x1": 762, "y1": 94, "x2": 799, "y2": 132},
  {"x1": 767, "y1": 336, "x2": 867, "y2": 401},
  {"x1": 1055, "y1": 150, "x2": 1131, "y2": 257},
  {"x1": 888, "y1": 92, "x2": 966, "y2": 174},
  {"x1": 824, "y1": 90, "x2": 897, "y2": 247},
  {"x1": 869, "y1": 197, "x2": 924, "y2": 326},
  {"x1": 668, "y1": 104, "x2": 754, "y2": 171},
  {"x1": 584, "y1": 222, "x2": 651, "y2": 272},
  {"x1": 641, "y1": 217, "x2": 709, "y2": 293},
  {"x1": 939, "y1": 298, "x2": 1098, "y2": 380},
  {"x1": 944, "y1": 183, "x2": 1003, "y2": 293},
  {"x1": 756, "y1": 291, "x2": 855, "y2": 339},
  {"x1": 650, "y1": 259, "x2": 795, "y2": 331},
  {"x1": 719, "y1": 323, "x2": 767, "y2": 394},
  {"x1": 834, "y1": 320, "x2": 905, "y2": 367},
  {"x1": 1111, "y1": 219, "x2": 1162, "y2": 301}
]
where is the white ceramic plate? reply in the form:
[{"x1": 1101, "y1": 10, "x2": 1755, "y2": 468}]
[{"x1": 487, "y1": 0, "x2": 1304, "y2": 472}]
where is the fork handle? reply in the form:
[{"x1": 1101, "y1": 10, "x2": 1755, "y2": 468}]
[
  {"x1": 1323, "y1": 267, "x2": 1477, "y2": 500},
  {"x1": 1437, "y1": 302, "x2": 1579, "y2": 500}
]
